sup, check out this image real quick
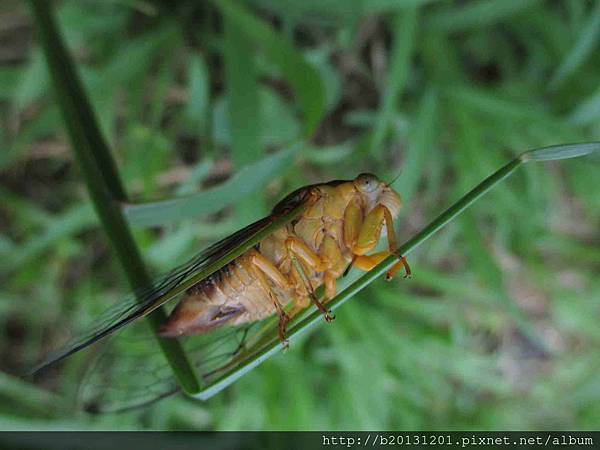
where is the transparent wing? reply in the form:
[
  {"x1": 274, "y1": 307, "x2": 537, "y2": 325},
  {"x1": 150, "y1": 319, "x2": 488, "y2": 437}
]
[
  {"x1": 80, "y1": 317, "x2": 277, "y2": 413},
  {"x1": 33, "y1": 198, "x2": 307, "y2": 373}
]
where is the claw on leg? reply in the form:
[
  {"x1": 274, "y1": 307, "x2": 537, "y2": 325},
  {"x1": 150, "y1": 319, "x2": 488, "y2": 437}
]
[
  {"x1": 288, "y1": 250, "x2": 335, "y2": 324},
  {"x1": 277, "y1": 309, "x2": 290, "y2": 348},
  {"x1": 309, "y1": 286, "x2": 335, "y2": 323},
  {"x1": 385, "y1": 253, "x2": 411, "y2": 281}
]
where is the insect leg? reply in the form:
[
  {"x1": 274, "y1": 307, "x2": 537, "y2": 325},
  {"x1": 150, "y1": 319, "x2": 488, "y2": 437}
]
[
  {"x1": 286, "y1": 236, "x2": 335, "y2": 320},
  {"x1": 343, "y1": 196, "x2": 363, "y2": 250},
  {"x1": 353, "y1": 204, "x2": 387, "y2": 255},
  {"x1": 381, "y1": 206, "x2": 411, "y2": 279},
  {"x1": 250, "y1": 251, "x2": 293, "y2": 291},
  {"x1": 349, "y1": 204, "x2": 411, "y2": 279},
  {"x1": 285, "y1": 236, "x2": 329, "y2": 272},
  {"x1": 320, "y1": 235, "x2": 346, "y2": 301},
  {"x1": 324, "y1": 272, "x2": 337, "y2": 301},
  {"x1": 290, "y1": 250, "x2": 335, "y2": 323},
  {"x1": 352, "y1": 251, "x2": 390, "y2": 271},
  {"x1": 248, "y1": 252, "x2": 291, "y2": 348}
]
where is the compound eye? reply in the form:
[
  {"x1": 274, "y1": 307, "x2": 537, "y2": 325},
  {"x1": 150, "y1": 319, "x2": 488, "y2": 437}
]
[{"x1": 356, "y1": 173, "x2": 379, "y2": 193}]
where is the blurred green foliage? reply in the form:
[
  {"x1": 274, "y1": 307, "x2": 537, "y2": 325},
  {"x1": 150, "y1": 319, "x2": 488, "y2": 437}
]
[{"x1": 1, "y1": 0, "x2": 599, "y2": 430}]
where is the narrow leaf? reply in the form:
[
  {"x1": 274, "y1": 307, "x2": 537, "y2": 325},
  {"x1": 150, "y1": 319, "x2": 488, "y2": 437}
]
[
  {"x1": 520, "y1": 142, "x2": 600, "y2": 162},
  {"x1": 184, "y1": 54, "x2": 210, "y2": 129},
  {"x1": 370, "y1": 8, "x2": 418, "y2": 157},
  {"x1": 549, "y1": 1, "x2": 600, "y2": 88},
  {"x1": 123, "y1": 144, "x2": 301, "y2": 227},
  {"x1": 568, "y1": 86, "x2": 600, "y2": 126},
  {"x1": 224, "y1": 15, "x2": 264, "y2": 223}
]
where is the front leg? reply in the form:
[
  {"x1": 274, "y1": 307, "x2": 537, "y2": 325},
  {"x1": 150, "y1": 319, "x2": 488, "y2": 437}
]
[{"x1": 346, "y1": 202, "x2": 411, "y2": 279}]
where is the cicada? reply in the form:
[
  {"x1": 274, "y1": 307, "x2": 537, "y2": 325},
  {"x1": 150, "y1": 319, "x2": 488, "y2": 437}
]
[{"x1": 34, "y1": 173, "x2": 411, "y2": 412}]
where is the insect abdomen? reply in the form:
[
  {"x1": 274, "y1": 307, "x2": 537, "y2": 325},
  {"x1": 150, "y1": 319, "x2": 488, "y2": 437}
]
[{"x1": 158, "y1": 252, "x2": 282, "y2": 337}]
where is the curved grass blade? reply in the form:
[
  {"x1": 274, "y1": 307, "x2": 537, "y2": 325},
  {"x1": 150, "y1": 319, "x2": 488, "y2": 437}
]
[
  {"x1": 31, "y1": 201, "x2": 307, "y2": 374},
  {"x1": 122, "y1": 144, "x2": 300, "y2": 227}
]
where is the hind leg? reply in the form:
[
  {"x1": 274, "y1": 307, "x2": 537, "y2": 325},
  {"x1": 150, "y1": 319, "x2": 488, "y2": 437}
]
[{"x1": 248, "y1": 251, "x2": 293, "y2": 347}]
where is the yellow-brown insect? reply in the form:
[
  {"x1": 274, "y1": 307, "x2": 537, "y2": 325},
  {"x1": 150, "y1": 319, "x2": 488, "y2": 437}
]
[
  {"x1": 33, "y1": 173, "x2": 411, "y2": 378},
  {"x1": 33, "y1": 173, "x2": 412, "y2": 412},
  {"x1": 158, "y1": 173, "x2": 411, "y2": 344}
]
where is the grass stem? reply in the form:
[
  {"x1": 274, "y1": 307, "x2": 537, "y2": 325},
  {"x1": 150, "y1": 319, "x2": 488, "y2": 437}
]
[{"x1": 28, "y1": 0, "x2": 201, "y2": 394}]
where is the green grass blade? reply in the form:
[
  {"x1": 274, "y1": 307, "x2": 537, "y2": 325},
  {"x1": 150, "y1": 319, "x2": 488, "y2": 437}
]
[
  {"x1": 391, "y1": 88, "x2": 437, "y2": 203},
  {"x1": 0, "y1": 204, "x2": 95, "y2": 276},
  {"x1": 0, "y1": 372, "x2": 68, "y2": 418},
  {"x1": 370, "y1": 8, "x2": 418, "y2": 157},
  {"x1": 123, "y1": 144, "x2": 300, "y2": 227},
  {"x1": 568, "y1": 86, "x2": 600, "y2": 126},
  {"x1": 520, "y1": 142, "x2": 600, "y2": 162},
  {"x1": 364, "y1": 0, "x2": 444, "y2": 14},
  {"x1": 549, "y1": 1, "x2": 600, "y2": 89},
  {"x1": 224, "y1": 14, "x2": 264, "y2": 223},
  {"x1": 183, "y1": 54, "x2": 210, "y2": 131},
  {"x1": 224, "y1": 18, "x2": 261, "y2": 169},
  {"x1": 427, "y1": 0, "x2": 541, "y2": 32},
  {"x1": 28, "y1": 0, "x2": 200, "y2": 394},
  {"x1": 190, "y1": 141, "x2": 599, "y2": 400},
  {"x1": 209, "y1": 0, "x2": 326, "y2": 136}
]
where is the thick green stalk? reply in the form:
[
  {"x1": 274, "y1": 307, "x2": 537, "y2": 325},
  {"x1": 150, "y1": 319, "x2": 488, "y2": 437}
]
[{"x1": 28, "y1": 0, "x2": 200, "y2": 394}]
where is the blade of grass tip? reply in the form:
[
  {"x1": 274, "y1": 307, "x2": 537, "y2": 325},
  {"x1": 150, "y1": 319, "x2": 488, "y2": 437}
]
[
  {"x1": 369, "y1": 8, "x2": 418, "y2": 157},
  {"x1": 194, "y1": 141, "x2": 600, "y2": 399},
  {"x1": 224, "y1": 15, "x2": 264, "y2": 224},
  {"x1": 28, "y1": 0, "x2": 201, "y2": 394},
  {"x1": 209, "y1": 0, "x2": 326, "y2": 137},
  {"x1": 549, "y1": 1, "x2": 600, "y2": 89},
  {"x1": 520, "y1": 142, "x2": 600, "y2": 161}
]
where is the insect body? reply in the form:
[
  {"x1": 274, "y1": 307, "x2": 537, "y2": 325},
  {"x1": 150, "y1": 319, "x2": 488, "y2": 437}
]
[
  {"x1": 33, "y1": 173, "x2": 411, "y2": 411},
  {"x1": 34, "y1": 173, "x2": 410, "y2": 376},
  {"x1": 158, "y1": 173, "x2": 411, "y2": 344}
]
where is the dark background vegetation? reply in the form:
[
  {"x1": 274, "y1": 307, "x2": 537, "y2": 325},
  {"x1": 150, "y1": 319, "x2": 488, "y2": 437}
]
[{"x1": 1, "y1": 0, "x2": 599, "y2": 430}]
